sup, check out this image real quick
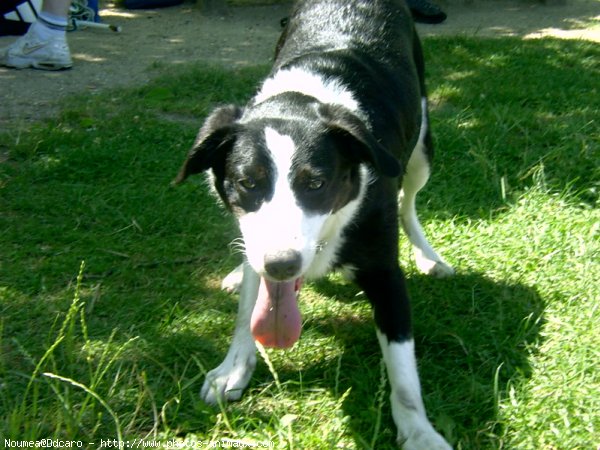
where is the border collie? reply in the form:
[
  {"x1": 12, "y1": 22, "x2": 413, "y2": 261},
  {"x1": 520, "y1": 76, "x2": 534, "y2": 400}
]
[{"x1": 175, "y1": 1, "x2": 453, "y2": 448}]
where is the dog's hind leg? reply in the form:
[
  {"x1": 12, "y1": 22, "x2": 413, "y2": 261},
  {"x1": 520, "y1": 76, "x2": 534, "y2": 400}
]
[
  {"x1": 201, "y1": 262, "x2": 259, "y2": 404},
  {"x1": 399, "y1": 98, "x2": 454, "y2": 277}
]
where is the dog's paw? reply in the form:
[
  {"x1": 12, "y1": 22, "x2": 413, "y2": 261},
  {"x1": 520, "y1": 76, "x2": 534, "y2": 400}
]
[
  {"x1": 414, "y1": 254, "x2": 455, "y2": 278},
  {"x1": 426, "y1": 261, "x2": 455, "y2": 278},
  {"x1": 200, "y1": 354, "x2": 256, "y2": 405},
  {"x1": 399, "y1": 427, "x2": 452, "y2": 450},
  {"x1": 221, "y1": 264, "x2": 244, "y2": 293}
]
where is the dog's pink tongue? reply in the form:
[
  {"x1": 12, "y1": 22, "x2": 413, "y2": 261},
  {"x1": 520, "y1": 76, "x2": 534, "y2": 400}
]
[{"x1": 251, "y1": 277, "x2": 302, "y2": 349}]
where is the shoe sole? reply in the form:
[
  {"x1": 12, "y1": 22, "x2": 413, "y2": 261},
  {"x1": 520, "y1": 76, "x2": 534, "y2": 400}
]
[
  {"x1": 3, "y1": 60, "x2": 73, "y2": 70},
  {"x1": 2, "y1": 53, "x2": 73, "y2": 70},
  {"x1": 32, "y1": 61, "x2": 73, "y2": 70}
]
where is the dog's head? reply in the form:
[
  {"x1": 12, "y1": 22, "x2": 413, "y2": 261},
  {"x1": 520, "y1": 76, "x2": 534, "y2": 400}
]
[
  {"x1": 176, "y1": 97, "x2": 400, "y2": 348},
  {"x1": 176, "y1": 97, "x2": 401, "y2": 281}
]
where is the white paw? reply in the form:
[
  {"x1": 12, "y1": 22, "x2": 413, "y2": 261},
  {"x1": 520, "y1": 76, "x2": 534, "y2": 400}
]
[
  {"x1": 399, "y1": 426, "x2": 452, "y2": 450},
  {"x1": 200, "y1": 353, "x2": 256, "y2": 405},
  {"x1": 414, "y1": 253, "x2": 455, "y2": 278},
  {"x1": 221, "y1": 263, "x2": 244, "y2": 293}
]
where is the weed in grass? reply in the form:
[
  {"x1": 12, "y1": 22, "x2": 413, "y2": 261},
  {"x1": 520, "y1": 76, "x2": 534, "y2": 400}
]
[
  {"x1": 1, "y1": 38, "x2": 598, "y2": 448},
  {"x1": 2, "y1": 263, "x2": 138, "y2": 440}
]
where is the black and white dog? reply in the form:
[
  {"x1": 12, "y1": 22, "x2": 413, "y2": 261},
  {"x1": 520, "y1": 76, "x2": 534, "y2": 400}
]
[{"x1": 176, "y1": 1, "x2": 453, "y2": 448}]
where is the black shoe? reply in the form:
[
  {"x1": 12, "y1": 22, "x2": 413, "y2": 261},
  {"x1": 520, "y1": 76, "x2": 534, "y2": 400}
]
[{"x1": 407, "y1": 0, "x2": 447, "y2": 24}]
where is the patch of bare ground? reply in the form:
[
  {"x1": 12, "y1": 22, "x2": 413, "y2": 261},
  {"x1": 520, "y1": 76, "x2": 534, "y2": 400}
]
[{"x1": 0, "y1": 0, "x2": 598, "y2": 130}]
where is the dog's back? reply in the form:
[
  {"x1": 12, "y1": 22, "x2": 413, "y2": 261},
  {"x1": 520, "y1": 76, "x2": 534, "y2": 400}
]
[{"x1": 275, "y1": 0, "x2": 425, "y2": 172}]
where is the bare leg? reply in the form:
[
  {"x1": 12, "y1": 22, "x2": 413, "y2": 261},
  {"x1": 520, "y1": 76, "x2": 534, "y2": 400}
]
[{"x1": 42, "y1": 0, "x2": 71, "y2": 18}]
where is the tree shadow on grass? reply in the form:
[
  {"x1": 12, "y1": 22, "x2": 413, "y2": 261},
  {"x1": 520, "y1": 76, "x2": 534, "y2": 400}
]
[
  {"x1": 422, "y1": 37, "x2": 599, "y2": 217},
  {"x1": 286, "y1": 271, "x2": 545, "y2": 449}
]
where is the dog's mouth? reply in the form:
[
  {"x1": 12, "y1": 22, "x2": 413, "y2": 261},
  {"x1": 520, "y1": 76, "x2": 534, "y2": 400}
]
[{"x1": 250, "y1": 276, "x2": 303, "y2": 349}]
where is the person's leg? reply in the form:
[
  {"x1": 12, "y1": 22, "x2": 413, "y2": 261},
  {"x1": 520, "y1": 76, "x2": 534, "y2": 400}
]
[
  {"x1": 0, "y1": 0, "x2": 73, "y2": 70},
  {"x1": 42, "y1": 0, "x2": 71, "y2": 17}
]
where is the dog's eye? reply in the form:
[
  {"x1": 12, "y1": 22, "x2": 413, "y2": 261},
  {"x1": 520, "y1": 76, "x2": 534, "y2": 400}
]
[
  {"x1": 238, "y1": 177, "x2": 257, "y2": 191},
  {"x1": 307, "y1": 178, "x2": 325, "y2": 191}
]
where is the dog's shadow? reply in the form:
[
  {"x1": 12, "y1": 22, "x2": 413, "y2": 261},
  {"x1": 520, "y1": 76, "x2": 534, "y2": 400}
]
[{"x1": 272, "y1": 271, "x2": 545, "y2": 449}]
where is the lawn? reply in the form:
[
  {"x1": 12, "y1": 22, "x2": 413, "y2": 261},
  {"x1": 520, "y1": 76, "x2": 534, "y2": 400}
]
[{"x1": 0, "y1": 36, "x2": 598, "y2": 449}]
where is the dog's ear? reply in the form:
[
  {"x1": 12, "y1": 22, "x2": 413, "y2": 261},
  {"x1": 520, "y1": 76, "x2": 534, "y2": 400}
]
[
  {"x1": 317, "y1": 103, "x2": 402, "y2": 178},
  {"x1": 174, "y1": 105, "x2": 243, "y2": 184}
]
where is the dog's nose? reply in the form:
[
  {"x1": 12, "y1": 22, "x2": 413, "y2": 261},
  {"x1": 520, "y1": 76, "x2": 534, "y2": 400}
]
[{"x1": 264, "y1": 250, "x2": 302, "y2": 281}]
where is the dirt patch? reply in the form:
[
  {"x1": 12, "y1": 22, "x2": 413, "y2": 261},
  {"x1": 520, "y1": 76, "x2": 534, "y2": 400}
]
[{"x1": 0, "y1": 0, "x2": 598, "y2": 130}]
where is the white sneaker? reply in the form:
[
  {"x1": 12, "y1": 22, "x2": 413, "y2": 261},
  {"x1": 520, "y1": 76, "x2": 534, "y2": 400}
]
[{"x1": 0, "y1": 29, "x2": 72, "y2": 70}]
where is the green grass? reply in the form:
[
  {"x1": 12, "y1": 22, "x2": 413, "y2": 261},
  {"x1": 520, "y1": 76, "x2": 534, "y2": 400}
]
[{"x1": 1, "y1": 37, "x2": 598, "y2": 449}]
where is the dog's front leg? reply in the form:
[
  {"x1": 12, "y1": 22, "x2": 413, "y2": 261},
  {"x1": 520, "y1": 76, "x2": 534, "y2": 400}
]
[
  {"x1": 356, "y1": 268, "x2": 452, "y2": 450},
  {"x1": 200, "y1": 262, "x2": 260, "y2": 405},
  {"x1": 376, "y1": 332, "x2": 452, "y2": 450}
]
